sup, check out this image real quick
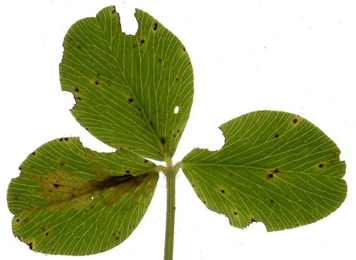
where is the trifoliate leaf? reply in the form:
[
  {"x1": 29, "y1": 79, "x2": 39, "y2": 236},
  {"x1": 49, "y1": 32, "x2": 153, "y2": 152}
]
[
  {"x1": 7, "y1": 137, "x2": 159, "y2": 255},
  {"x1": 60, "y1": 6, "x2": 194, "y2": 161},
  {"x1": 182, "y1": 111, "x2": 347, "y2": 231}
]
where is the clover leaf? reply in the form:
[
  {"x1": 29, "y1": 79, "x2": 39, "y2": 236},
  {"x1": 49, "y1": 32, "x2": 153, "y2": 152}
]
[{"x1": 7, "y1": 6, "x2": 347, "y2": 260}]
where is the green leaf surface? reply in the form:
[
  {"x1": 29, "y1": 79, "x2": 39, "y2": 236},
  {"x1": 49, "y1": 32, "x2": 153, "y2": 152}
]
[
  {"x1": 60, "y1": 6, "x2": 194, "y2": 161},
  {"x1": 7, "y1": 137, "x2": 159, "y2": 255},
  {"x1": 182, "y1": 111, "x2": 347, "y2": 231}
]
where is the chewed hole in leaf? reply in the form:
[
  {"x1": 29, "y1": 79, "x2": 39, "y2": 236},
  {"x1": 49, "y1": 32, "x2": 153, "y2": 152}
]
[
  {"x1": 174, "y1": 106, "x2": 179, "y2": 114},
  {"x1": 115, "y1": 8, "x2": 138, "y2": 35}
]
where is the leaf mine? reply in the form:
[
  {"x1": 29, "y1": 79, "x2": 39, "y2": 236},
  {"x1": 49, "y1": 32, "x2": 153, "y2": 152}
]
[{"x1": 7, "y1": 137, "x2": 159, "y2": 255}]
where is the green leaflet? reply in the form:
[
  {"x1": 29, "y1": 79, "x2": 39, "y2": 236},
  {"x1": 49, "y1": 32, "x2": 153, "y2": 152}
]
[
  {"x1": 182, "y1": 111, "x2": 347, "y2": 231},
  {"x1": 60, "y1": 6, "x2": 194, "y2": 161},
  {"x1": 7, "y1": 137, "x2": 159, "y2": 255}
]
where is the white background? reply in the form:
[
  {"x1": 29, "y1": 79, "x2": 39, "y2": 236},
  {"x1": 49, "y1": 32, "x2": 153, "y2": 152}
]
[{"x1": 1, "y1": 0, "x2": 355, "y2": 259}]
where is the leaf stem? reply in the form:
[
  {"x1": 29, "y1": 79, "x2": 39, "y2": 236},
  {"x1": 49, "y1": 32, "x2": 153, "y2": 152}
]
[{"x1": 163, "y1": 159, "x2": 177, "y2": 260}]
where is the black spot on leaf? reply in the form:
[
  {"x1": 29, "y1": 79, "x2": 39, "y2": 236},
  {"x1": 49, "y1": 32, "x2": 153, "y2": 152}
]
[
  {"x1": 74, "y1": 87, "x2": 79, "y2": 92},
  {"x1": 293, "y1": 118, "x2": 298, "y2": 124},
  {"x1": 275, "y1": 134, "x2": 279, "y2": 138},
  {"x1": 268, "y1": 173, "x2": 274, "y2": 178},
  {"x1": 31, "y1": 151, "x2": 36, "y2": 156},
  {"x1": 221, "y1": 189, "x2": 226, "y2": 194},
  {"x1": 160, "y1": 137, "x2": 166, "y2": 145},
  {"x1": 319, "y1": 164, "x2": 324, "y2": 168},
  {"x1": 273, "y1": 168, "x2": 280, "y2": 173},
  {"x1": 128, "y1": 98, "x2": 134, "y2": 103},
  {"x1": 153, "y1": 23, "x2": 158, "y2": 31}
]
